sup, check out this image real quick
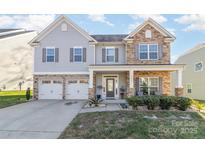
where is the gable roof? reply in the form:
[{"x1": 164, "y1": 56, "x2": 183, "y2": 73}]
[
  {"x1": 125, "y1": 18, "x2": 176, "y2": 40},
  {"x1": 0, "y1": 30, "x2": 35, "y2": 40},
  {"x1": 29, "y1": 15, "x2": 97, "y2": 45},
  {"x1": 176, "y1": 43, "x2": 205, "y2": 62},
  {"x1": 91, "y1": 34, "x2": 128, "y2": 42}
]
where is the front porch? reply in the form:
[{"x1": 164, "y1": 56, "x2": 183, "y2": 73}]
[{"x1": 88, "y1": 64, "x2": 184, "y2": 99}]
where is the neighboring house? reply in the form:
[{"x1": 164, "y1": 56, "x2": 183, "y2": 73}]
[
  {"x1": 172, "y1": 44, "x2": 205, "y2": 100},
  {"x1": 29, "y1": 15, "x2": 184, "y2": 100},
  {"x1": 0, "y1": 29, "x2": 37, "y2": 90}
]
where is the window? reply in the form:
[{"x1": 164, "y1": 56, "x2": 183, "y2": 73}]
[
  {"x1": 139, "y1": 44, "x2": 158, "y2": 60},
  {"x1": 106, "y1": 47, "x2": 115, "y2": 63},
  {"x1": 61, "y1": 23, "x2": 68, "y2": 31},
  {"x1": 53, "y1": 80, "x2": 62, "y2": 84},
  {"x1": 79, "y1": 80, "x2": 88, "y2": 84},
  {"x1": 46, "y1": 48, "x2": 55, "y2": 62},
  {"x1": 145, "y1": 30, "x2": 152, "y2": 38},
  {"x1": 187, "y1": 84, "x2": 192, "y2": 94},
  {"x1": 195, "y1": 62, "x2": 203, "y2": 72},
  {"x1": 68, "y1": 80, "x2": 78, "y2": 84},
  {"x1": 42, "y1": 80, "x2": 51, "y2": 84},
  {"x1": 139, "y1": 77, "x2": 159, "y2": 95},
  {"x1": 73, "y1": 47, "x2": 83, "y2": 62}
]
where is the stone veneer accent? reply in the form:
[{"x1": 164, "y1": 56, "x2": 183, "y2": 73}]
[
  {"x1": 88, "y1": 72, "x2": 96, "y2": 98},
  {"x1": 33, "y1": 74, "x2": 89, "y2": 100},
  {"x1": 134, "y1": 71, "x2": 171, "y2": 96},
  {"x1": 175, "y1": 88, "x2": 184, "y2": 97},
  {"x1": 126, "y1": 24, "x2": 171, "y2": 64}
]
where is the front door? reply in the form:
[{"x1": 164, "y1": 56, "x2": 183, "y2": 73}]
[{"x1": 106, "y1": 78, "x2": 115, "y2": 98}]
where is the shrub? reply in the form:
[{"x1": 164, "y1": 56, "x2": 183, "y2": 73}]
[
  {"x1": 159, "y1": 96, "x2": 174, "y2": 110},
  {"x1": 88, "y1": 97, "x2": 103, "y2": 107},
  {"x1": 176, "y1": 97, "x2": 192, "y2": 111},
  {"x1": 191, "y1": 99, "x2": 205, "y2": 111},
  {"x1": 144, "y1": 96, "x2": 160, "y2": 110},
  {"x1": 126, "y1": 96, "x2": 142, "y2": 109}
]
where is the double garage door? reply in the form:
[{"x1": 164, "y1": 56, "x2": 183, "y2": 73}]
[{"x1": 38, "y1": 79, "x2": 88, "y2": 100}]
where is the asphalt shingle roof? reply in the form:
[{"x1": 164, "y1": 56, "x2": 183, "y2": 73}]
[
  {"x1": 0, "y1": 31, "x2": 35, "y2": 39},
  {"x1": 91, "y1": 34, "x2": 128, "y2": 42},
  {"x1": 0, "y1": 29, "x2": 21, "y2": 33}
]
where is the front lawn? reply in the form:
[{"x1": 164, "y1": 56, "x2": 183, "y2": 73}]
[
  {"x1": 59, "y1": 111, "x2": 205, "y2": 139},
  {"x1": 0, "y1": 90, "x2": 32, "y2": 109}
]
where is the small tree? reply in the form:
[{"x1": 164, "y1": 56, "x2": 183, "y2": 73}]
[{"x1": 26, "y1": 87, "x2": 31, "y2": 101}]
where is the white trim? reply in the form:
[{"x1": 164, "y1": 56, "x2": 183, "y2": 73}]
[
  {"x1": 102, "y1": 74, "x2": 119, "y2": 99},
  {"x1": 73, "y1": 47, "x2": 83, "y2": 63},
  {"x1": 186, "y1": 83, "x2": 192, "y2": 94},
  {"x1": 125, "y1": 18, "x2": 175, "y2": 40},
  {"x1": 139, "y1": 43, "x2": 158, "y2": 60},
  {"x1": 45, "y1": 47, "x2": 55, "y2": 63},
  {"x1": 104, "y1": 47, "x2": 116, "y2": 63},
  {"x1": 89, "y1": 64, "x2": 184, "y2": 72},
  {"x1": 139, "y1": 77, "x2": 159, "y2": 95},
  {"x1": 33, "y1": 72, "x2": 89, "y2": 75},
  {"x1": 194, "y1": 61, "x2": 203, "y2": 72},
  {"x1": 29, "y1": 15, "x2": 97, "y2": 46}
]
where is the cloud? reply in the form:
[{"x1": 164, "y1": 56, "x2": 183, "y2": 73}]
[
  {"x1": 0, "y1": 15, "x2": 56, "y2": 32},
  {"x1": 130, "y1": 14, "x2": 167, "y2": 24},
  {"x1": 171, "y1": 54, "x2": 180, "y2": 63},
  {"x1": 166, "y1": 28, "x2": 176, "y2": 36},
  {"x1": 175, "y1": 14, "x2": 205, "y2": 32},
  {"x1": 88, "y1": 14, "x2": 114, "y2": 26},
  {"x1": 128, "y1": 22, "x2": 140, "y2": 33}
]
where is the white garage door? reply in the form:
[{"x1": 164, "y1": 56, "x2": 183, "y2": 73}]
[
  {"x1": 39, "y1": 80, "x2": 63, "y2": 100},
  {"x1": 66, "y1": 80, "x2": 88, "y2": 100}
]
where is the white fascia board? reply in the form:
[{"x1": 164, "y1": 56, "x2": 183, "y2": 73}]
[
  {"x1": 33, "y1": 72, "x2": 89, "y2": 75},
  {"x1": 89, "y1": 64, "x2": 184, "y2": 72},
  {"x1": 29, "y1": 15, "x2": 97, "y2": 46}
]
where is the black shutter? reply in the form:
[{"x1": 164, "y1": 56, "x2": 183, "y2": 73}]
[
  {"x1": 42, "y1": 48, "x2": 46, "y2": 62},
  {"x1": 55, "y1": 48, "x2": 59, "y2": 62}
]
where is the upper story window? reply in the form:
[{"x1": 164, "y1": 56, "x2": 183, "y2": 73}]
[
  {"x1": 195, "y1": 62, "x2": 203, "y2": 72},
  {"x1": 73, "y1": 47, "x2": 83, "y2": 62},
  {"x1": 106, "y1": 47, "x2": 115, "y2": 63},
  {"x1": 61, "y1": 23, "x2": 68, "y2": 31},
  {"x1": 139, "y1": 44, "x2": 158, "y2": 60},
  {"x1": 145, "y1": 30, "x2": 152, "y2": 38},
  {"x1": 46, "y1": 48, "x2": 55, "y2": 62}
]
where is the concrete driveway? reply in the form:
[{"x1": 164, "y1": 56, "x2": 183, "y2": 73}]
[{"x1": 0, "y1": 100, "x2": 85, "y2": 139}]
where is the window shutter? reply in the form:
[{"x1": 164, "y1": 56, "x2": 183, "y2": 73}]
[
  {"x1": 159, "y1": 77, "x2": 163, "y2": 95},
  {"x1": 70, "y1": 48, "x2": 73, "y2": 62},
  {"x1": 83, "y1": 48, "x2": 86, "y2": 62},
  {"x1": 55, "y1": 48, "x2": 59, "y2": 62},
  {"x1": 135, "y1": 44, "x2": 139, "y2": 59},
  {"x1": 102, "y1": 48, "x2": 106, "y2": 63},
  {"x1": 42, "y1": 48, "x2": 46, "y2": 62},
  {"x1": 115, "y1": 48, "x2": 119, "y2": 63},
  {"x1": 158, "y1": 44, "x2": 163, "y2": 60},
  {"x1": 136, "y1": 77, "x2": 139, "y2": 95}
]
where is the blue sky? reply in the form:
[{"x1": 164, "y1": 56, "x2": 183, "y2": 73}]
[{"x1": 0, "y1": 14, "x2": 204, "y2": 62}]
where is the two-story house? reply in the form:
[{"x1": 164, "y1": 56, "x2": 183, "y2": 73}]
[{"x1": 29, "y1": 15, "x2": 184, "y2": 100}]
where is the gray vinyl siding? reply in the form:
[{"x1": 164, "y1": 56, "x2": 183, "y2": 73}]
[
  {"x1": 34, "y1": 22, "x2": 94, "y2": 73},
  {"x1": 95, "y1": 44, "x2": 126, "y2": 64},
  {"x1": 171, "y1": 47, "x2": 205, "y2": 100}
]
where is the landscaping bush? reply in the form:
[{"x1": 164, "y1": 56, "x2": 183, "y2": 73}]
[
  {"x1": 144, "y1": 96, "x2": 160, "y2": 110},
  {"x1": 176, "y1": 97, "x2": 192, "y2": 111},
  {"x1": 159, "y1": 96, "x2": 174, "y2": 110},
  {"x1": 126, "y1": 96, "x2": 142, "y2": 109}
]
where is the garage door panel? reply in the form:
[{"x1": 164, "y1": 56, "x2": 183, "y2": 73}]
[
  {"x1": 39, "y1": 80, "x2": 63, "y2": 100},
  {"x1": 66, "y1": 83, "x2": 88, "y2": 100}
]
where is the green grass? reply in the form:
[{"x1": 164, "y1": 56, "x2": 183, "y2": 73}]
[
  {"x1": 59, "y1": 111, "x2": 205, "y2": 139},
  {"x1": 0, "y1": 90, "x2": 32, "y2": 109}
]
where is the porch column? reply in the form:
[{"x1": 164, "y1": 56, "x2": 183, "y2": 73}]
[
  {"x1": 88, "y1": 69, "x2": 95, "y2": 98},
  {"x1": 128, "y1": 70, "x2": 135, "y2": 97},
  {"x1": 175, "y1": 69, "x2": 184, "y2": 97}
]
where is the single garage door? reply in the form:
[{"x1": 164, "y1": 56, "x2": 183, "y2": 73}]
[
  {"x1": 39, "y1": 80, "x2": 63, "y2": 100},
  {"x1": 66, "y1": 80, "x2": 88, "y2": 100}
]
